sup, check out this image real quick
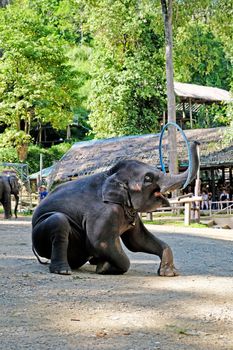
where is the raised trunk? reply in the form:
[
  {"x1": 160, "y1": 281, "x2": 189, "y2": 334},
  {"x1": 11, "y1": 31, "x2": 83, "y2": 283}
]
[{"x1": 159, "y1": 141, "x2": 200, "y2": 193}]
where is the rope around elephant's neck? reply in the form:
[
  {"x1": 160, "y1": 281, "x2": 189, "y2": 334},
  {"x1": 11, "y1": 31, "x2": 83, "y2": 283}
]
[{"x1": 159, "y1": 122, "x2": 192, "y2": 190}]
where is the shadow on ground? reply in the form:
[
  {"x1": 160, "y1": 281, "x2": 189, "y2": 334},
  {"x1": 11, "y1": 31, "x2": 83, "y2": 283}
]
[{"x1": 0, "y1": 218, "x2": 233, "y2": 350}]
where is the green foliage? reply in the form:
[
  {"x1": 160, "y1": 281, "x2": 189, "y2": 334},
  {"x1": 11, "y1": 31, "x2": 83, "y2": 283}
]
[
  {"x1": 209, "y1": 0, "x2": 233, "y2": 62},
  {"x1": 85, "y1": 0, "x2": 166, "y2": 138},
  {"x1": 223, "y1": 104, "x2": 233, "y2": 146},
  {"x1": 0, "y1": 146, "x2": 18, "y2": 163},
  {"x1": 173, "y1": 0, "x2": 233, "y2": 64},
  {"x1": 0, "y1": 142, "x2": 72, "y2": 173},
  {"x1": 0, "y1": 0, "x2": 232, "y2": 144},
  {"x1": 0, "y1": 0, "x2": 86, "y2": 144},
  {"x1": 0, "y1": 129, "x2": 32, "y2": 147},
  {"x1": 26, "y1": 143, "x2": 72, "y2": 173},
  {"x1": 191, "y1": 104, "x2": 231, "y2": 129},
  {"x1": 172, "y1": 4, "x2": 232, "y2": 129},
  {"x1": 143, "y1": 219, "x2": 208, "y2": 228},
  {"x1": 174, "y1": 22, "x2": 231, "y2": 90}
]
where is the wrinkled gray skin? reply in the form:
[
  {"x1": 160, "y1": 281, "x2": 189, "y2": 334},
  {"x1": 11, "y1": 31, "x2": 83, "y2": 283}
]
[
  {"x1": 32, "y1": 142, "x2": 199, "y2": 277},
  {"x1": 0, "y1": 175, "x2": 20, "y2": 219}
]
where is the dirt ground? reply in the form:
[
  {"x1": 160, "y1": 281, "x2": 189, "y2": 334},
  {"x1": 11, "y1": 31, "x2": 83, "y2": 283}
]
[{"x1": 0, "y1": 216, "x2": 233, "y2": 350}]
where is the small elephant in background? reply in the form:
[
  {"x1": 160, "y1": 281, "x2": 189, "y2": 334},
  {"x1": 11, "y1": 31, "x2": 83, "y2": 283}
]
[
  {"x1": 0, "y1": 175, "x2": 20, "y2": 219},
  {"x1": 32, "y1": 142, "x2": 199, "y2": 277}
]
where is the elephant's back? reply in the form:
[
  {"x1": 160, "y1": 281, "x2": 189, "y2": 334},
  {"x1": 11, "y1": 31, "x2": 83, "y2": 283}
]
[{"x1": 32, "y1": 173, "x2": 105, "y2": 226}]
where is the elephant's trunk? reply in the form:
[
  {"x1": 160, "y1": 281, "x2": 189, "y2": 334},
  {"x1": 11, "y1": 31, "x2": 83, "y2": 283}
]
[
  {"x1": 159, "y1": 141, "x2": 200, "y2": 193},
  {"x1": 14, "y1": 194, "x2": 19, "y2": 218}
]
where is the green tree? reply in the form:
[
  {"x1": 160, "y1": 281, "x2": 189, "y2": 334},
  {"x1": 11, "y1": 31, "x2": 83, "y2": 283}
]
[
  {"x1": 174, "y1": 22, "x2": 231, "y2": 90},
  {"x1": 172, "y1": 1, "x2": 232, "y2": 129},
  {"x1": 173, "y1": 0, "x2": 233, "y2": 59},
  {"x1": 85, "y1": 0, "x2": 166, "y2": 138},
  {"x1": 0, "y1": 0, "x2": 84, "y2": 158}
]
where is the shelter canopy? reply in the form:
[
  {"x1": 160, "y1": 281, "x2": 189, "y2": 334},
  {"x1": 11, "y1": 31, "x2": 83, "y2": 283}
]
[{"x1": 174, "y1": 82, "x2": 232, "y2": 104}]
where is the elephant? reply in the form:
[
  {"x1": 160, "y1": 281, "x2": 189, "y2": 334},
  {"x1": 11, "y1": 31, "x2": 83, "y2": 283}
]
[
  {"x1": 0, "y1": 175, "x2": 20, "y2": 219},
  {"x1": 32, "y1": 141, "x2": 199, "y2": 276}
]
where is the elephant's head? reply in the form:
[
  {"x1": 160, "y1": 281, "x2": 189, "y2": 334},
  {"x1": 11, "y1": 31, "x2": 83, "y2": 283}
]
[
  {"x1": 102, "y1": 141, "x2": 199, "y2": 212},
  {"x1": 8, "y1": 175, "x2": 20, "y2": 218}
]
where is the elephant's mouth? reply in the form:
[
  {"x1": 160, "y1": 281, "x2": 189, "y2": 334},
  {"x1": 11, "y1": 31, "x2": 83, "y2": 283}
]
[
  {"x1": 151, "y1": 185, "x2": 166, "y2": 200},
  {"x1": 153, "y1": 190, "x2": 170, "y2": 207},
  {"x1": 154, "y1": 191, "x2": 164, "y2": 198}
]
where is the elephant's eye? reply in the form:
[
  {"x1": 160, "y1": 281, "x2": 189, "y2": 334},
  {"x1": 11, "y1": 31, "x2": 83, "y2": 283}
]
[{"x1": 144, "y1": 174, "x2": 153, "y2": 183}]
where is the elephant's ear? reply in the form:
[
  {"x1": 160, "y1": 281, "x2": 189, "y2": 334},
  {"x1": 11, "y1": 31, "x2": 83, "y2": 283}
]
[
  {"x1": 102, "y1": 174, "x2": 130, "y2": 206},
  {"x1": 8, "y1": 176, "x2": 19, "y2": 193}
]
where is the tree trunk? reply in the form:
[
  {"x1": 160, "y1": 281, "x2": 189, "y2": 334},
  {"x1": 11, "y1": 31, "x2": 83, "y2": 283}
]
[
  {"x1": 17, "y1": 144, "x2": 28, "y2": 162},
  {"x1": 161, "y1": 0, "x2": 178, "y2": 175}
]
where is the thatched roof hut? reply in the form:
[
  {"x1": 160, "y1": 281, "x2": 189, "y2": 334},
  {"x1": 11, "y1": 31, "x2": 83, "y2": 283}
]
[
  {"x1": 173, "y1": 82, "x2": 232, "y2": 129},
  {"x1": 48, "y1": 127, "x2": 232, "y2": 187}
]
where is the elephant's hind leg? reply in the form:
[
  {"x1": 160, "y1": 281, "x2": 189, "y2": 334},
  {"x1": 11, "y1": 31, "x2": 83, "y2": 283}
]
[{"x1": 32, "y1": 212, "x2": 72, "y2": 275}]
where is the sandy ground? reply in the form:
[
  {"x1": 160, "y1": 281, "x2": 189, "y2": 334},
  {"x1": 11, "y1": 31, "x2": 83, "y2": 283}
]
[{"x1": 0, "y1": 216, "x2": 233, "y2": 350}]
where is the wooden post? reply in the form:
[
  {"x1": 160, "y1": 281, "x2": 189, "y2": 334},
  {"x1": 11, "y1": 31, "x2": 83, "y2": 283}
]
[
  {"x1": 184, "y1": 202, "x2": 191, "y2": 225},
  {"x1": 39, "y1": 123, "x2": 42, "y2": 144},
  {"x1": 163, "y1": 111, "x2": 166, "y2": 126},
  {"x1": 194, "y1": 143, "x2": 201, "y2": 223},
  {"x1": 222, "y1": 167, "x2": 225, "y2": 183},
  {"x1": 161, "y1": 0, "x2": 178, "y2": 177},
  {"x1": 146, "y1": 212, "x2": 153, "y2": 221},
  {"x1": 229, "y1": 167, "x2": 232, "y2": 185},
  {"x1": 40, "y1": 154, "x2": 43, "y2": 185},
  {"x1": 211, "y1": 168, "x2": 216, "y2": 200},
  {"x1": 67, "y1": 125, "x2": 71, "y2": 140},
  {"x1": 189, "y1": 97, "x2": 193, "y2": 128},
  {"x1": 169, "y1": 196, "x2": 202, "y2": 226},
  {"x1": 182, "y1": 102, "x2": 186, "y2": 119}
]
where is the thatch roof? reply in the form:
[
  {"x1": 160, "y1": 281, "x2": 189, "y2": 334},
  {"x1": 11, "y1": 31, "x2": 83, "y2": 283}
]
[
  {"x1": 174, "y1": 82, "x2": 232, "y2": 103},
  {"x1": 48, "y1": 127, "x2": 232, "y2": 186}
]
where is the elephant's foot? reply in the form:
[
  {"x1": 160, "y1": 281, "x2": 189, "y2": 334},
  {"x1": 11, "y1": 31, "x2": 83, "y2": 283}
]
[
  {"x1": 4, "y1": 215, "x2": 12, "y2": 220},
  {"x1": 49, "y1": 262, "x2": 72, "y2": 275},
  {"x1": 96, "y1": 261, "x2": 126, "y2": 275},
  {"x1": 158, "y1": 247, "x2": 179, "y2": 277}
]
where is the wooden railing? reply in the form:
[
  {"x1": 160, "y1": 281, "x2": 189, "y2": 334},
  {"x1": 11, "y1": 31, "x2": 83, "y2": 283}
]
[
  {"x1": 209, "y1": 201, "x2": 233, "y2": 216},
  {"x1": 142, "y1": 194, "x2": 202, "y2": 226}
]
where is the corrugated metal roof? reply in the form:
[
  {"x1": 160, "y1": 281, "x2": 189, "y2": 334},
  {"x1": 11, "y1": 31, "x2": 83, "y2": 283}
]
[{"x1": 29, "y1": 166, "x2": 54, "y2": 180}]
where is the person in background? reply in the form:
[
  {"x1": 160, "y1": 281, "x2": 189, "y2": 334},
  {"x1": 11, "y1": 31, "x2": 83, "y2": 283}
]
[
  {"x1": 39, "y1": 185, "x2": 48, "y2": 201},
  {"x1": 220, "y1": 189, "x2": 229, "y2": 209},
  {"x1": 201, "y1": 190, "x2": 209, "y2": 210},
  {"x1": 208, "y1": 191, "x2": 213, "y2": 209}
]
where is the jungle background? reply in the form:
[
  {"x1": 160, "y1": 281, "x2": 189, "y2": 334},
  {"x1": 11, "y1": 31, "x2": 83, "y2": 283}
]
[{"x1": 0, "y1": 0, "x2": 232, "y2": 174}]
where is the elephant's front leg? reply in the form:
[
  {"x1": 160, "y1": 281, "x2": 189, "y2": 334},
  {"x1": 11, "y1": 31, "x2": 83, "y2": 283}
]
[
  {"x1": 87, "y1": 208, "x2": 130, "y2": 275},
  {"x1": 121, "y1": 218, "x2": 179, "y2": 277},
  {"x1": 89, "y1": 234, "x2": 130, "y2": 275},
  {"x1": 96, "y1": 237, "x2": 130, "y2": 274},
  {"x1": 88, "y1": 257, "x2": 122, "y2": 274}
]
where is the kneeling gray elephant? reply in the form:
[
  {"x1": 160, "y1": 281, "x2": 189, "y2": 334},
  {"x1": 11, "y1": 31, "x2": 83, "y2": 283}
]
[{"x1": 32, "y1": 142, "x2": 199, "y2": 276}]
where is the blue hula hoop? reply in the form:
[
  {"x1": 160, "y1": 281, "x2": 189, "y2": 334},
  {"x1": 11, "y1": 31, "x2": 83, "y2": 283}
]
[{"x1": 159, "y1": 122, "x2": 192, "y2": 189}]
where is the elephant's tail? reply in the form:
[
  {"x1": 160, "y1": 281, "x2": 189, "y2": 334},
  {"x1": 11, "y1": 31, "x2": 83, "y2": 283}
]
[{"x1": 32, "y1": 245, "x2": 49, "y2": 265}]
